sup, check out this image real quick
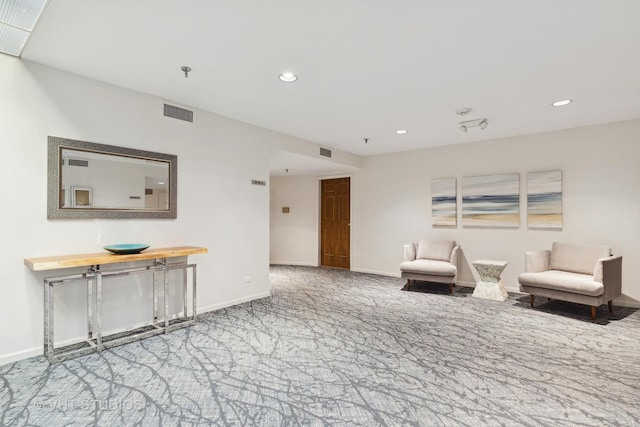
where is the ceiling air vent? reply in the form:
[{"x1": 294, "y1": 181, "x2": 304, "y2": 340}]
[
  {"x1": 163, "y1": 103, "x2": 194, "y2": 123},
  {"x1": 68, "y1": 159, "x2": 89, "y2": 167},
  {"x1": 319, "y1": 147, "x2": 332, "y2": 158}
]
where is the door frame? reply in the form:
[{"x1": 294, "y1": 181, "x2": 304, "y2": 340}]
[{"x1": 317, "y1": 175, "x2": 352, "y2": 269}]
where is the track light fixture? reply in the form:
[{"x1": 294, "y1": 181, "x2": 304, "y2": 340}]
[
  {"x1": 458, "y1": 118, "x2": 488, "y2": 133},
  {"x1": 455, "y1": 107, "x2": 488, "y2": 132}
]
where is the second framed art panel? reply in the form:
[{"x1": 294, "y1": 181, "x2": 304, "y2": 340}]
[
  {"x1": 527, "y1": 170, "x2": 562, "y2": 229},
  {"x1": 461, "y1": 174, "x2": 520, "y2": 227}
]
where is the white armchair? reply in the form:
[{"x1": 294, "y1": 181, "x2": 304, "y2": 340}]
[
  {"x1": 518, "y1": 242, "x2": 622, "y2": 320},
  {"x1": 400, "y1": 239, "x2": 459, "y2": 294}
]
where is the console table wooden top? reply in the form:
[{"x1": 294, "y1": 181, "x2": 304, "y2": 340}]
[{"x1": 24, "y1": 246, "x2": 208, "y2": 271}]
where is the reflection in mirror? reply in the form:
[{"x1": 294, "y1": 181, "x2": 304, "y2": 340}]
[
  {"x1": 70, "y1": 186, "x2": 92, "y2": 207},
  {"x1": 61, "y1": 149, "x2": 169, "y2": 210},
  {"x1": 48, "y1": 136, "x2": 177, "y2": 219}
]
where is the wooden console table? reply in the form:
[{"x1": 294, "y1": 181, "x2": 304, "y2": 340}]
[{"x1": 25, "y1": 246, "x2": 208, "y2": 363}]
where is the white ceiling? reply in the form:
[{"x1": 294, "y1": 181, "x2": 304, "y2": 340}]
[
  {"x1": 270, "y1": 150, "x2": 359, "y2": 177},
  {"x1": 21, "y1": 0, "x2": 640, "y2": 160}
]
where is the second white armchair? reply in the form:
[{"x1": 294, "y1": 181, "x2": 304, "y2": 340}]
[{"x1": 400, "y1": 239, "x2": 459, "y2": 294}]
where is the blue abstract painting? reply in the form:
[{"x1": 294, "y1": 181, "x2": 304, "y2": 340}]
[
  {"x1": 527, "y1": 170, "x2": 562, "y2": 229},
  {"x1": 462, "y1": 174, "x2": 520, "y2": 227},
  {"x1": 432, "y1": 178, "x2": 457, "y2": 226}
]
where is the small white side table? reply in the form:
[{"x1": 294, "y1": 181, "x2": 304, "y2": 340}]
[{"x1": 472, "y1": 259, "x2": 508, "y2": 301}]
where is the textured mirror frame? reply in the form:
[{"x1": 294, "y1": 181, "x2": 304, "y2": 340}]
[{"x1": 47, "y1": 136, "x2": 178, "y2": 219}]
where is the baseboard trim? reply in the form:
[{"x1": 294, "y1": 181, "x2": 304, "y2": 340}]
[
  {"x1": 270, "y1": 261, "x2": 318, "y2": 267},
  {"x1": 0, "y1": 291, "x2": 272, "y2": 367},
  {"x1": 0, "y1": 347, "x2": 42, "y2": 367},
  {"x1": 456, "y1": 280, "x2": 476, "y2": 288},
  {"x1": 611, "y1": 296, "x2": 640, "y2": 308},
  {"x1": 197, "y1": 291, "x2": 271, "y2": 314},
  {"x1": 350, "y1": 268, "x2": 400, "y2": 278}
]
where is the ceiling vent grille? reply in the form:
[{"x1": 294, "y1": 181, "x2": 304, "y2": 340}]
[
  {"x1": 319, "y1": 147, "x2": 332, "y2": 158},
  {"x1": 67, "y1": 159, "x2": 89, "y2": 167},
  {"x1": 163, "y1": 103, "x2": 194, "y2": 122}
]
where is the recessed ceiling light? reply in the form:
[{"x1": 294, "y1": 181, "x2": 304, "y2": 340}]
[
  {"x1": 158, "y1": 181, "x2": 165, "y2": 185},
  {"x1": 552, "y1": 99, "x2": 572, "y2": 107},
  {"x1": 279, "y1": 72, "x2": 297, "y2": 83},
  {"x1": 396, "y1": 129, "x2": 408, "y2": 135}
]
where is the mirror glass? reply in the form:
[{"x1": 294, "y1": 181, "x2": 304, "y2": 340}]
[
  {"x1": 60, "y1": 149, "x2": 169, "y2": 210},
  {"x1": 48, "y1": 136, "x2": 177, "y2": 219}
]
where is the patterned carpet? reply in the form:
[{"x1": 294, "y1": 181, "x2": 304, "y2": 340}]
[{"x1": 1, "y1": 265, "x2": 640, "y2": 426}]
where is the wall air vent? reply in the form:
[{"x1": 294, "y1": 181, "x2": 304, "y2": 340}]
[
  {"x1": 319, "y1": 147, "x2": 332, "y2": 158},
  {"x1": 68, "y1": 159, "x2": 89, "y2": 167},
  {"x1": 163, "y1": 103, "x2": 194, "y2": 123}
]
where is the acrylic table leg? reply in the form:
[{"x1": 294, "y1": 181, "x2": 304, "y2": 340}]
[
  {"x1": 183, "y1": 267, "x2": 188, "y2": 319},
  {"x1": 43, "y1": 280, "x2": 48, "y2": 357},
  {"x1": 44, "y1": 280, "x2": 55, "y2": 361},
  {"x1": 164, "y1": 259, "x2": 169, "y2": 331},
  {"x1": 87, "y1": 277, "x2": 94, "y2": 339},
  {"x1": 192, "y1": 265, "x2": 197, "y2": 320},
  {"x1": 152, "y1": 270, "x2": 158, "y2": 322},
  {"x1": 95, "y1": 266, "x2": 103, "y2": 352}
]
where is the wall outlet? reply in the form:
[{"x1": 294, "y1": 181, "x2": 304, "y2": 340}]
[{"x1": 242, "y1": 276, "x2": 252, "y2": 283}]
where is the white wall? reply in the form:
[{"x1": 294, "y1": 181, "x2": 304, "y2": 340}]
[
  {"x1": 270, "y1": 119, "x2": 640, "y2": 306},
  {"x1": 269, "y1": 176, "x2": 319, "y2": 266},
  {"x1": 0, "y1": 56, "x2": 333, "y2": 364}
]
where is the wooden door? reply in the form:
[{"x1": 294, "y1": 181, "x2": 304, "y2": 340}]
[{"x1": 321, "y1": 177, "x2": 350, "y2": 269}]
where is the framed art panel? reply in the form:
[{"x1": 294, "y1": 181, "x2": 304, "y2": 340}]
[
  {"x1": 432, "y1": 178, "x2": 457, "y2": 227},
  {"x1": 462, "y1": 174, "x2": 519, "y2": 227},
  {"x1": 527, "y1": 170, "x2": 562, "y2": 229}
]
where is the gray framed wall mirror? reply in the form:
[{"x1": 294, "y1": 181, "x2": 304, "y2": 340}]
[{"x1": 48, "y1": 136, "x2": 177, "y2": 219}]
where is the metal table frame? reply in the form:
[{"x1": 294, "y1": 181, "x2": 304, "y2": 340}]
[{"x1": 43, "y1": 258, "x2": 197, "y2": 363}]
